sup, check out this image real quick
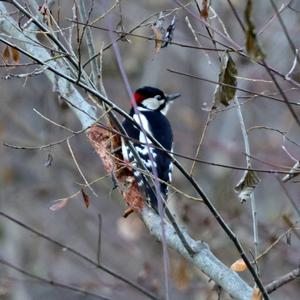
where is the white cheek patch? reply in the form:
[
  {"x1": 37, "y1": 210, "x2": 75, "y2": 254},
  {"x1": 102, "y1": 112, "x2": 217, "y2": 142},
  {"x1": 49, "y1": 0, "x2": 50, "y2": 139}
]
[{"x1": 140, "y1": 97, "x2": 161, "y2": 110}]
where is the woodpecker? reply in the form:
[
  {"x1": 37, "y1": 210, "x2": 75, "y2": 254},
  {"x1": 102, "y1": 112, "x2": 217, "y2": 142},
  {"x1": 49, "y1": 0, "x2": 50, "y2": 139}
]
[{"x1": 122, "y1": 86, "x2": 180, "y2": 209}]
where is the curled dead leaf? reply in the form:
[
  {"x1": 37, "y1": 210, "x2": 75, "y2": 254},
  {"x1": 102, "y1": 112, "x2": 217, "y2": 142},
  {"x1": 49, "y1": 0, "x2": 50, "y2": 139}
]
[
  {"x1": 11, "y1": 48, "x2": 20, "y2": 64},
  {"x1": 244, "y1": 0, "x2": 265, "y2": 61},
  {"x1": 200, "y1": 0, "x2": 210, "y2": 19},
  {"x1": 151, "y1": 25, "x2": 163, "y2": 54},
  {"x1": 49, "y1": 198, "x2": 69, "y2": 211},
  {"x1": 234, "y1": 169, "x2": 260, "y2": 202},
  {"x1": 252, "y1": 288, "x2": 262, "y2": 300},
  {"x1": 81, "y1": 188, "x2": 90, "y2": 208},
  {"x1": 213, "y1": 52, "x2": 237, "y2": 109},
  {"x1": 2, "y1": 46, "x2": 10, "y2": 64},
  {"x1": 230, "y1": 258, "x2": 247, "y2": 272}
]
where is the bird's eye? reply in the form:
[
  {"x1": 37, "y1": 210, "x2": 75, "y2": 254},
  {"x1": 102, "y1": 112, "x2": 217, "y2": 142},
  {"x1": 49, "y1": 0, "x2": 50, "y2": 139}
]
[{"x1": 155, "y1": 95, "x2": 162, "y2": 100}]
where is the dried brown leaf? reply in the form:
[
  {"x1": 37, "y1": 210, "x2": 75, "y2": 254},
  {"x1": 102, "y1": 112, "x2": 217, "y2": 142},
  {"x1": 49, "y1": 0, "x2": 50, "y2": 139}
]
[
  {"x1": 49, "y1": 198, "x2": 69, "y2": 211},
  {"x1": 213, "y1": 52, "x2": 237, "y2": 108},
  {"x1": 81, "y1": 188, "x2": 90, "y2": 208},
  {"x1": 151, "y1": 25, "x2": 163, "y2": 54},
  {"x1": 252, "y1": 288, "x2": 262, "y2": 300},
  {"x1": 11, "y1": 47, "x2": 20, "y2": 64},
  {"x1": 2, "y1": 46, "x2": 10, "y2": 64},
  {"x1": 244, "y1": 0, "x2": 265, "y2": 61},
  {"x1": 87, "y1": 126, "x2": 114, "y2": 173},
  {"x1": 234, "y1": 169, "x2": 260, "y2": 202},
  {"x1": 201, "y1": 0, "x2": 210, "y2": 19},
  {"x1": 87, "y1": 125, "x2": 144, "y2": 212},
  {"x1": 123, "y1": 181, "x2": 144, "y2": 212},
  {"x1": 230, "y1": 258, "x2": 247, "y2": 272}
]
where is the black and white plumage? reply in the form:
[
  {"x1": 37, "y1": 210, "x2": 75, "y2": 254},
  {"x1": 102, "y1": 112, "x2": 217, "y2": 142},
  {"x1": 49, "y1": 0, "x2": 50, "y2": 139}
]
[{"x1": 122, "y1": 86, "x2": 180, "y2": 209}]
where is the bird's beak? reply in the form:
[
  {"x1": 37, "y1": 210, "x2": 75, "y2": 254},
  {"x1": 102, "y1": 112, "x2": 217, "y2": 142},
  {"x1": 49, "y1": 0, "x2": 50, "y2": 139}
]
[{"x1": 166, "y1": 92, "x2": 181, "y2": 102}]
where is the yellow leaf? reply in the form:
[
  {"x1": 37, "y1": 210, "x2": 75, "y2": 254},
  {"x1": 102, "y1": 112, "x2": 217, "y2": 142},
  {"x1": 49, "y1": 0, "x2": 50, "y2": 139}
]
[
  {"x1": 11, "y1": 47, "x2": 20, "y2": 64},
  {"x1": 252, "y1": 288, "x2": 262, "y2": 300},
  {"x1": 230, "y1": 258, "x2": 247, "y2": 272},
  {"x1": 2, "y1": 46, "x2": 11, "y2": 64}
]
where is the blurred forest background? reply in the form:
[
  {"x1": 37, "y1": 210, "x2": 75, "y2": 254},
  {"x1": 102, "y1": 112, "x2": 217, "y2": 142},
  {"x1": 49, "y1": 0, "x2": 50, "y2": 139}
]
[{"x1": 1, "y1": 0, "x2": 300, "y2": 299}]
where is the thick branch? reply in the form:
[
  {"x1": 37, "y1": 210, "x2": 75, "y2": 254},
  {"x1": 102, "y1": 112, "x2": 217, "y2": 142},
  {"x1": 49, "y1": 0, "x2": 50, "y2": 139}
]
[{"x1": 142, "y1": 208, "x2": 253, "y2": 300}]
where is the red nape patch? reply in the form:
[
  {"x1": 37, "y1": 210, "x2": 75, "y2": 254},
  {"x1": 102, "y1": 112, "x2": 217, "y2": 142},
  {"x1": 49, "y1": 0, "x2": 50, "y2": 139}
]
[{"x1": 133, "y1": 92, "x2": 144, "y2": 105}]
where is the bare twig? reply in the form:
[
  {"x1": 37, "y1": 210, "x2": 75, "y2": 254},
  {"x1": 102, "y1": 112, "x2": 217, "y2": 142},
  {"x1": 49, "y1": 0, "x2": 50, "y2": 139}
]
[
  {"x1": 276, "y1": 177, "x2": 300, "y2": 218},
  {"x1": 167, "y1": 68, "x2": 300, "y2": 106},
  {"x1": 235, "y1": 97, "x2": 260, "y2": 274},
  {"x1": 97, "y1": 214, "x2": 102, "y2": 265},
  {"x1": 67, "y1": 138, "x2": 98, "y2": 197},
  {"x1": 0, "y1": 258, "x2": 110, "y2": 300},
  {"x1": 268, "y1": 0, "x2": 300, "y2": 66},
  {"x1": 266, "y1": 267, "x2": 300, "y2": 294},
  {"x1": 0, "y1": 211, "x2": 158, "y2": 300}
]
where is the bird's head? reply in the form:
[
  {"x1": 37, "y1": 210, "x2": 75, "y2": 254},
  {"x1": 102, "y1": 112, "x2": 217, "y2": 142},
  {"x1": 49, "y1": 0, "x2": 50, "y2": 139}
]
[{"x1": 132, "y1": 86, "x2": 181, "y2": 115}]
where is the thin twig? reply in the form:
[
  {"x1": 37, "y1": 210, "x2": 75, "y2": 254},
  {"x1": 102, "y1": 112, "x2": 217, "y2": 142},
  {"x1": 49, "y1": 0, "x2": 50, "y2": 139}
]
[
  {"x1": 67, "y1": 138, "x2": 98, "y2": 197},
  {"x1": 276, "y1": 177, "x2": 300, "y2": 218},
  {"x1": 262, "y1": 60, "x2": 300, "y2": 127},
  {"x1": 235, "y1": 97, "x2": 260, "y2": 275},
  {"x1": 33, "y1": 108, "x2": 76, "y2": 133},
  {"x1": 266, "y1": 267, "x2": 300, "y2": 294},
  {"x1": 0, "y1": 211, "x2": 158, "y2": 300},
  {"x1": 226, "y1": 0, "x2": 245, "y2": 31},
  {"x1": 0, "y1": 258, "x2": 110, "y2": 300},
  {"x1": 268, "y1": 0, "x2": 300, "y2": 66},
  {"x1": 167, "y1": 68, "x2": 300, "y2": 106},
  {"x1": 255, "y1": 227, "x2": 297, "y2": 263},
  {"x1": 97, "y1": 214, "x2": 102, "y2": 265},
  {"x1": 4, "y1": 118, "x2": 298, "y2": 175}
]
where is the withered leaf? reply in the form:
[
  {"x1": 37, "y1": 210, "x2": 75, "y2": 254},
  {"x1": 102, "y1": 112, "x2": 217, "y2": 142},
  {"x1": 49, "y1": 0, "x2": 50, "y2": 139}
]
[
  {"x1": 11, "y1": 47, "x2": 20, "y2": 64},
  {"x1": 213, "y1": 52, "x2": 237, "y2": 108},
  {"x1": 2, "y1": 46, "x2": 11, "y2": 64},
  {"x1": 234, "y1": 169, "x2": 260, "y2": 202},
  {"x1": 230, "y1": 258, "x2": 247, "y2": 272},
  {"x1": 49, "y1": 198, "x2": 69, "y2": 211},
  {"x1": 244, "y1": 0, "x2": 265, "y2": 61},
  {"x1": 252, "y1": 288, "x2": 262, "y2": 300},
  {"x1": 81, "y1": 188, "x2": 90, "y2": 208},
  {"x1": 201, "y1": 0, "x2": 210, "y2": 19},
  {"x1": 151, "y1": 25, "x2": 163, "y2": 54},
  {"x1": 44, "y1": 153, "x2": 53, "y2": 167},
  {"x1": 282, "y1": 161, "x2": 300, "y2": 182}
]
